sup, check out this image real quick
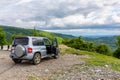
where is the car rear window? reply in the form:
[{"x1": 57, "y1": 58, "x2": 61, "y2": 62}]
[{"x1": 13, "y1": 37, "x2": 29, "y2": 46}]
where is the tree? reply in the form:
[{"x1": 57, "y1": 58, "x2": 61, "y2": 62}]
[
  {"x1": 96, "y1": 44, "x2": 110, "y2": 55},
  {"x1": 88, "y1": 42, "x2": 95, "y2": 52},
  {"x1": 113, "y1": 47, "x2": 120, "y2": 58},
  {"x1": 33, "y1": 26, "x2": 39, "y2": 36},
  {"x1": 117, "y1": 36, "x2": 120, "y2": 46},
  {"x1": 12, "y1": 33, "x2": 23, "y2": 40},
  {"x1": 62, "y1": 37, "x2": 110, "y2": 54},
  {"x1": 113, "y1": 36, "x2": 120, "y2": 58},
  {"x1": 0, "y1": 28, "x2": 7, "y2": 45}
]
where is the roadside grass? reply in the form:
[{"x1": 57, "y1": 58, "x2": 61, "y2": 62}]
[
  {"x1": 28, "y1": 76, "x2": 55, "y2": 80},
  {"x1": 60, "y1": 47, "x2": 85, "y2": 55},
  {"x1": 60, "y1": 47, "x2": 120, "y2": 72},
  {"x1": 28, "y1": 76, "x2": 40, "y2": 80}
]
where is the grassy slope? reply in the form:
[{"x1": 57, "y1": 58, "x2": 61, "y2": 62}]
[
  {"x1": 60, "y1": 46, "x2": 120, "y2": 72},
  {"x1": 0, "y1": 25, "x2": 74, "y2": 44}
]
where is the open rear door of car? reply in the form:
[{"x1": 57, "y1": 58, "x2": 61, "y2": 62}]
[
  {"x1": 52, "y1": 38, "x2": 58, "y2": 48},
  {"x1": 52, "y1": 38, "x2": 59, "y2": 58}
]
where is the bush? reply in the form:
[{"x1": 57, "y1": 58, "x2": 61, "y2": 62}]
[
  {"x1": 96, "y1": 44, "x2": 110, "y2": 55},
  {"x1": 63, "y1": 37, "x2": 96, "y2": 52},
  {"x1": 63, "y1": 37, "x2": 111, "y2": 56},
  {"x1": 113, "y1": 47, "x2": 120, "y2": 58},
  {"x1": 113, "y1": 36, "x2": 120, "y2": 58}
]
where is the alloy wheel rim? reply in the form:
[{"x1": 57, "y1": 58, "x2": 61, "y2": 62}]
[{"x1": 34, "y1": 54, "x2": 40, "y2": 63}]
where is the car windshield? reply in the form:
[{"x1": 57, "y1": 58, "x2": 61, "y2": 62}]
[{"x1": 13, "y1": 37, "x2": 28, "y2": 46}]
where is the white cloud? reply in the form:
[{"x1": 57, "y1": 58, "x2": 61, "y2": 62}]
[
  {"x1": 14, "y1": 19, "x2": 46, "y2": 28},
  {"x1": 16, "y1": 0, "x2": 33, "y2": 5},
  {"x1": 50, "y1": 18, "x2": 65, "y2": 27},
  {"x1": 62, "y1": 14, "x2": 85, "y2": 25},
  {"x1": 49, "y1": 13, "x2": 107, "y2": 27},
  {"x1": 0, "y1": 0, "x2": 120, "y2": 35},
  {"x1": 112, "y1": 15, "x2": 120, "y2": 23}
]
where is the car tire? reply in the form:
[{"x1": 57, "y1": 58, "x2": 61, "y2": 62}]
[
  {"x1": 12, "y1": 59, "x2": 22, "y2": 64},
  {"x1": 33, "y1": 53, "x2": 41, "y2": 65}
]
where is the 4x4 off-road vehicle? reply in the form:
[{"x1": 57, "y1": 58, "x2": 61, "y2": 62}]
[{"x1": 10, "y1": 36, "x2": 60, "y2": 65}]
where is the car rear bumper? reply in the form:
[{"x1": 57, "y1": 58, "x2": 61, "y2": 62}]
[{"x1": 10, "y1": 53, "x2": 34, "y2": 60}]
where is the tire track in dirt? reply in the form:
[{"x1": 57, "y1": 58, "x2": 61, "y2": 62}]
[
  {"x1": 0, "y1": 51, "x2": 15, "y2": 76},
  {"x1": 0, "y1": 64, "x2": 15, "y2": 75}
]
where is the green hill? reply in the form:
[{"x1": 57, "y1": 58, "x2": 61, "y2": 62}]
[
  {"x1": 83, "y1": 36, "x2": 117, "y2": 51},
  {"x1": 0, "y1": 25, "x2": 75, "y2": 44}
]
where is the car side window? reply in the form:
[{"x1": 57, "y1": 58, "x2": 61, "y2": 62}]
[
  {"x1": 32, "y1": 38, "x2": 44, "y2": 46},
  {"x1": 44, "y1": 39, "x2": 50, "y2": 45}
]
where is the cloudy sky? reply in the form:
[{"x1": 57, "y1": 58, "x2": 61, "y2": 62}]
[{"x1": 0, "y1": 0, "x2": 120, "y2": 36}]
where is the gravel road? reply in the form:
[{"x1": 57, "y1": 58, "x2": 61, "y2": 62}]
[{"x1": 0, "y1": 51, "x2": 120, "y2": 80}]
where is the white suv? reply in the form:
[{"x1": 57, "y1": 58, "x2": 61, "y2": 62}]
[{"x1": 10, "y1": 36, "x2": 60, "y2": 65}]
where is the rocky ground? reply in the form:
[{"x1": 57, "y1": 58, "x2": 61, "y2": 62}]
[{"x1": 0, "y1": 50, "x2": 120, "y2": 80}]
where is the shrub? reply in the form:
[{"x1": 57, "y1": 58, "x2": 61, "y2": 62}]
[
  {"x1": 113, "y1": 47, "x2": 120, "y2": 58},
  {"x1": 96, "y1": 44, "x2": 110, "y2": 55},
  {"x1": 113, "y1": 36, "x2": 120, "y2": 58},
  {"x1": 63, "y1": 37, "x2": 96, "y2": 52},
  {"x1": 63, "y1": 37, "x2": 111, "y2": 56}
]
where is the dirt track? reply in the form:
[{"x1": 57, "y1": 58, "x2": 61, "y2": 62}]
[
  {"x1": 0, "y1": 51, "x2": 120, "y2": 80},
  {"x1": 0, "y1": 51, "x2": 85, "y2": 80}
]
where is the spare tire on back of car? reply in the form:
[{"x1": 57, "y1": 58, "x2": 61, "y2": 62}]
[{"x1": 14, "y1": 45, "x2": 25, "y2": 58}]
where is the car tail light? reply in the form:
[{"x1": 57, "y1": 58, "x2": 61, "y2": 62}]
[
  {"x1": 10, "y1": 49, "x2": 13, "y2": 52},
  {"x1": 10, "y1": 47, "x2": 14, "y2": 52},
  {"x1": 28, "y1": 48, "x2": 32, "y2": 53}
]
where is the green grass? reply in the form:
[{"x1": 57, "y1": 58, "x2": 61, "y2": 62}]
[
  {"x1": 60, "y1": 47, "x2": 84, "y2": 55},
  {"x1": 28, "y1": 76, "x2": 40, "y2": 80},
  {"x1": 61, "y1": 47, "x2": 120, "y2": 71}
]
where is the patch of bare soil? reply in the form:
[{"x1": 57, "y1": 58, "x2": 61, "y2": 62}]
[{"x1": 59, "y1": 45, "x2": 70, "y2": 49}]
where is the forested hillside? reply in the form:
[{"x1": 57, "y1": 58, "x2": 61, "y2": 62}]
[
  {"x1": 63, "y1": 36, "x2": 120, "y2": 59},
  {"x1": 0, "y1": 25, "x2": 118, "y2": 52},
  {"x1": 0, "y1": 25, "x2": 74, "y2": 44},
  {"x1": 83, "y1": 36, "x2": 117, "y2": 51}
]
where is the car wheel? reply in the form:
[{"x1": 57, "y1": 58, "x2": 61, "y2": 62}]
[
  {"x1": 12, "y1": 59, "x2": 22, "y2": 64},
  {"x1": 33, "y1": 53, "x2": 41, "y2": 65}
]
